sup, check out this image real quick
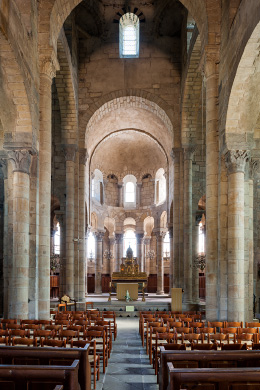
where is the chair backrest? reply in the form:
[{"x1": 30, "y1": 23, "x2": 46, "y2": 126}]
[
  {"x1": 225, "y1": 321, "x2": 243, "y2": 328},
  {"x1": 191, "y1": 342, "x2": 217, "y2": 350},
  {"x1": 220, "y1": 327, "x2": 238, "y2": 334},
  {"x1": 40, "y1": 338, "x2": 66, "y2": 347},
  {"x1": 12, "y1": 338, "x2": 37, "y2": 347}
]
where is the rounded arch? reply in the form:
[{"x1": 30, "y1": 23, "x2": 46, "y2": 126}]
[
  {"x1": 225, "y1": 20, "x2": 260, "y2": 150},
  {"x1": 143, "y1": 216, "x2": 154, "y2": 237},
  {"x1": 84, "y1": 94, "x2": 174, "y2": 157},
  {"x1": 48, "y1": 0, "x2": 207, "y2": 55},
  {"x1": 0, "y1": 31, "x2": 33, "y2": 141},
  {"x1": 55, "y1": 31, "x2": 78, "y2": 144},
  {"x1": 91, "y1": 212, "x2": 98, "y2": 231},
  {"x1": 160, "y1": 211, "x2": 167, "y2": 229},
  {"x1": 104, "y1": 217, "x2": 115, "y2": 236},
  {"x1": 124, "y1": 217, "x2": 136, "y2": 228},
  {"x1": 181, "y1": 35, "x2": 203, "y2": 147}
]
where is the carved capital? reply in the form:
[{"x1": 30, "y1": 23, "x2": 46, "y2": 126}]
[
  {"x1": 183, "y1": 145, "x2": 197, "y2": 160},
  {"x1": 8, "y1": 150, "x2": 31, "y2": 174},
  {"x1": 115, "y1": 233, "x2": 123, "y2": 243},
  {"x1": 63, "y1": 144, "x2": 78, "y2": 162},
  {"x1": 95, "y1": 231, "x2": 105, "y2": 242},
  {"x1": 136, "y1": 233, "x2": 144, "y2": 244},
  {"x1": 0, "y1": 159, "x2": 8, "y2": 179},
  {"x1": 79, "y1": 148, "x2": 89, "y2": 165},
  {"x1": 40, "y1": 51, "x2": 60, "y2": 79},
  {"x1": 170, "y1": 148, "x2": 181, "y2": 163},
  {"x1": 225, "y1": 150, "x2": 250, "y2": 175},
  {"x1": 154, "y1": 230, "x2": 166, "y2": 241}
]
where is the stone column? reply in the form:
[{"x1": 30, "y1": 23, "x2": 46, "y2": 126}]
[
  {"x1": 95, "y1": 231, "x2": 104, "y2": 294},
  {"x1": 118, "y1": 183, "x2": 123, "y2": 207},
  {"x1": 136, "y1": 183, "x2": 142, "y2": 208},
  {"x1": 183, "y1": 146, "x2": 195, "y2": 303},
  {"x1": 77, "y1": 148, "x2": 88, "y2": 301},
  {"x1": 193, "y1": 222, "x2": 200, "y2": 304},
  {"x1": 218, "y1": 156, "x2": 228, "y2": 320},
  {"x1": 168, "y1": 227, "x2": 173, "y2": 290},
  {"x1": 63, "y1": 144, "x2": 77, "y2": 298},
  {"x1": 171, "y1": 148, "x2": 181, "y2": 288},
  {"x1": 136, "y1": 233, "x2": 143, "y2": 270},
  {"x1": 85, "y1": 228, "x2": 90, "y2": 295},
  {"x1": 38, "y1": 57, "x2": 58, "y2": 319},
  {"x1": 141, "y1": 237, "x2": 145, "y2": 273},
  {"x1": 55, "y1": 211, "x2": 65, "y2": 296},
  {"x1": 155, "y1": 231, "x2": 165, "y2": 294},
  {"x1": 0, "y1": 159, "x2": 8, "y2": 318},
  {"x1": 143, "y1": 237, "x2": 151, "y2": 275},
  {"x1": 205, "y1": 51, "x2": 219, "y2": 320},
  {"x1": 225, "y1": 150, "x2": 249, "y2": 322},
  {"x1": 115, "y1": 233, "x2": 123, "y2": 271},
  {"x1": 8, "y1": 150, "x2": 31, "y2": 319},
  {"x1": 109, "y1": 237, "x2": 116, "y2": 276},
  {"x1": 179, "y1": 150, "x2": 184, "y2": 288}
]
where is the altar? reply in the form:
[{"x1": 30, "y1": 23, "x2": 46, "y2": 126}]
[{"x1": 111, "y1": 246, "x2": 148, "y2": 301}]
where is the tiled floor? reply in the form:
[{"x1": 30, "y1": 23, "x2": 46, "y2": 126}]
[{"x1": 95, "y1": 318, "x2": 158, "y2": 390}]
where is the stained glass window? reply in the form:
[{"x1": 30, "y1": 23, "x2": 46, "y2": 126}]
[{"x1": 119, "y1": 13, "x2": 139, "y2": 58}]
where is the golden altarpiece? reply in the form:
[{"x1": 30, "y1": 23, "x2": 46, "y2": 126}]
[{"x1": 110, "y1": 246, "x2": 148, "y2": 301}]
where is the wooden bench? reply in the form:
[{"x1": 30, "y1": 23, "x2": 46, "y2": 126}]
[
  {"x1": 0, "y1": 359, "x2": 79, "y2": 390},
  {"x1": 159, "y1": 349, "x2": 260, "y2": 390},
  {"x1": 0, "y1": 344, "x2": 91, "y2": 390},
  {"x1": 167, "y1": 364, "x2": 260, "y2": 390}
]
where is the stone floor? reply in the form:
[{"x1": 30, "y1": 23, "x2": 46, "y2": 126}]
[{"x1": 95, "y1": 318, "x2": 158, "y2": 390}]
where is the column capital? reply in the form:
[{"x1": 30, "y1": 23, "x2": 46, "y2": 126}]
[
  {"x1": 40, "y1": 51, "x2": 60, "y2": 80},
  {"x1": 0, "y1": 158, "x2": 8, "y2": 179},
  {"x1": 251, "y1": 158, "x2": 260, "y2": 180},
  {"x1": 95, "y1": 231, "x2": 105, "y2": 242},
  {"x1": 225, "y1": 150, "x2": 250, "y2": 175},
  {"x1": 8, "y1": 149, "x2": 31, "y2": 174},
  {"x1": 170, "y1": 148, "x2": 182, "y2": 163},
  {"x1": 136, "y1": 233, "x2": 144, "y2": 244},
  {"x1": 109, "y1": 237, "x2": 116, "y2": 245},
  {"x1": 115, "y1": 233, "x2": 123, "y2": 243},
  {"x1": 63, "y1": 144, "x2": 78, "y2": 162},
  {"x1": 154, "y1": 230, "x2": 166, "y2": 240},
  {"x1": 54, "y1": 210, "x2": 64, "y2": 225},
  {"x1": 143, "y1": 237, "x2": 151, "y2": 245},
  {"x1": 79, "y1": 148, "x2": 89, "y2": 165},
  {"x1": 183, "y1": 145, "x2": 197, "y2": 160}
]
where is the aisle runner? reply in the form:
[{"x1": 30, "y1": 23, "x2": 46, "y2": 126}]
[{"x1": 97, "y1": 317, "x2": 158, "y2": 390}]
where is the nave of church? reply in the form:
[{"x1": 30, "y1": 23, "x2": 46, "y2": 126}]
[{"x1": 1, "y1": 0, "x2": 260, "y2": 326}]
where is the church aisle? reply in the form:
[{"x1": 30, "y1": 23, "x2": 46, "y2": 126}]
[{"x1": 96, "y1": 317, "x2": 158, "y2": 390}]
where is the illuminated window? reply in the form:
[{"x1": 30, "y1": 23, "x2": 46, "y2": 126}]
[
  {"x1": 54, "y1": 223, "x2": 60, "y2": 255},
  {"x1": 123, "y1": 174, "x2": 137, "y2": 207},
  {"x1": 155, "y1": 168, "x2": 166, "y2": 205},
  {"x1": 199, "y1": 221, "x2": 205, "y2": 253},
  {"x1": 87, "y1": 232, "x2": 96, "y2": 261},
  {"x1": 119, "y1": 13, "x2": 139, "y2": 58},
  {"x1": 125, "y1": 182, "x2": 135, "y2": 202},
  {"x1": 163, "y1": 231, "x2": 170, "y2": 258},
  {"x1": 123, "y1": 230, "x2": 137, "y2": 257}
]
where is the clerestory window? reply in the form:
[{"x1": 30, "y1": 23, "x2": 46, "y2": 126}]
[{"x1": 119, "y1": 13, "x2": 139, "y2": 58}]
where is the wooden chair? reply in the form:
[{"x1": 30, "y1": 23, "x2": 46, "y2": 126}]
[
  {"x1": 12, "y1": 337, "x2": 37, "y2": 347},
  {"x1": 0, "y1": 336, "x2": 8, "y2": 345},
  {"x1": 154, "y1": 332, "x2": 175, "y2": 375},
  {"x1": 166, "y1": 320, "x2": 183, "y2": 331},
  {"x1": 245, "y1": 322, "x2": 260, "y2": 328},
  {"x1": 145, "y1": 322, "x2": 163, "y2": 353},
  {"x1": 71, "y1": 339, "x2": 100, "y2": 390},
  {"x1": 84, "y1": 329, "x2": 107, "y2": 373},
  {"x1": 207, "y1": 321, "x2": 225, "y2": 331},
  {"x1": 0, "y1": 319, "x2": 17, "y2": 329},
  {"x1": 40, "y1": 338, "x2": 66, "y2": 347},
  {"x1": 148, "y1": 326, "x2": 168, "y2": 364},
  {"x1": 102, "y1": 312, "x2": 117, "y2": 340},
  {"x1": 225, "y1": 321, "x2": 243, "y2": 328},
  {"x1": 174, "y1": 327, "x2": 193, "y2": 342},
  {"x1": 37, "y1": 319, "x2": 52, "y2": 328},
  {"x1": 207, "y1": 333, "x2": 230, "y2": 344},
  {"x1": 181, "y1": 333, "x2": 203, "y2": 346},
  {"x1": 234, "y1": 333, "x2": 254, "y2": 345},
  {"x1": 60, "y1": 294, "x2": 77, "y2": 311},
  {"x1": 196, "y1": 327, "x2": 216, "y2": 336},
  {"x1": 9, "y1": 329, "x2": 30, "y2": 340},
  {"x1": 33, "y1": 329, "x2": 55, "y2": 343},
  {"x1": 6, "y1": 323, "x2": 21, "y2": 330},
  {"x1": 86, "y1": 301, "x2": 94, "y2": 310},
  {"x1": 220, "y1": 327, "x2": 238, "y2": 342},
  {"x1": 45, "y1": 324, "x2": 63, "y2": 334},
  {"x1": 57, "y1": 303, "x2": 66, "y2": 312},
  {"x1": 58, "y1": 329, "x2": 80, "y2": 342},
  {"x1": 221, "y1": 342, "x2": 247, "y2": 350},
  {"x1": 20, "y1": 319, "x2": 38, "y2": 326},
  {"x1": 191, "y1": 342, "x2": 217, "y2": 350}
]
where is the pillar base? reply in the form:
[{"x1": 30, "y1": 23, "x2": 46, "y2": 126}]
[
  {"x1": 156, "y1": 291, "x2": 165, "y2": 295},
  {"x1": 95, "y1": 290, "x2": 102, "y2": 295}
]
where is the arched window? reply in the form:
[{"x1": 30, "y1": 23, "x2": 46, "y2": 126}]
[
  {"x1": 123, "y1": 230, "x2": 137, "y2": 257},
  {"x1": 92, "y1": 169, "x2": 104, "y2": 204},
  {"x1": 125, "y1": 182, "x2": 135, "y2": 202},
  {"x1": 54, "y1": 223, "x2": 60, "y2": 255},
  {"x1": 123, "y1": 175, "x2": 137, "y2": 207},
  {"x1": 155, "y1": 168, "x2": 166, "y2": 205},
  {"x1": 87, "y1": 232, "x2": 96, "y2": 261},
  {"x1": 119, "y1": 13, "x2": 139, "y2": 58},
  {"x1": 163, "y1": 231, "x2": 170, "y2": 258}
]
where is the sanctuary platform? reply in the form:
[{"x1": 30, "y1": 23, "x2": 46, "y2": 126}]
[{"x1": 50, "y1": 293, "x2": 205, "y2": 317}]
